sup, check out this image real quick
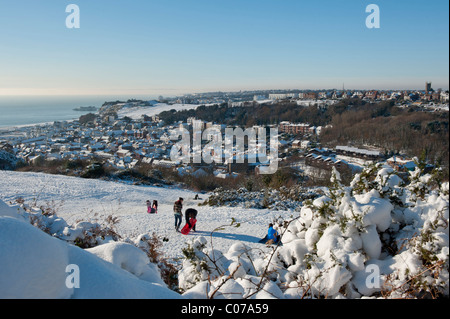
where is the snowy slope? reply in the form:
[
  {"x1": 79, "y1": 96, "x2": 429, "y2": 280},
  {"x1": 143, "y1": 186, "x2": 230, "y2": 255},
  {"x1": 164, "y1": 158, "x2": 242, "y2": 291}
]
[
  {"x1": 0, "y1": 170, "x2": 286, "y2": 260},
  {"x1": 1, "y1": 166, "x2": 448, "y2": 299},
  {"x1": 117, "y1": 103, "x2": 203, "y2": 120},
  {"x1": 0, "y1": 215, "x2": 182, "y2": 299}
]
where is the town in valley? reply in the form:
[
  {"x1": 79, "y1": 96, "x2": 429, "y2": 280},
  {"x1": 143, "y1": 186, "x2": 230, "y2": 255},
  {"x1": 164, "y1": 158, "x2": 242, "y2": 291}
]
[{"x1": 1, "y1": 84, "x2": 448, "y2": 190}]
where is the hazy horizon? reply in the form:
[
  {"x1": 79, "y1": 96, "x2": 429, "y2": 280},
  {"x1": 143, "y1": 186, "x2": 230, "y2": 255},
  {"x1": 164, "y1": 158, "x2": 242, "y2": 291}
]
[{"x1": 0, "y1": 83, "x2": 448, "y2": 100}]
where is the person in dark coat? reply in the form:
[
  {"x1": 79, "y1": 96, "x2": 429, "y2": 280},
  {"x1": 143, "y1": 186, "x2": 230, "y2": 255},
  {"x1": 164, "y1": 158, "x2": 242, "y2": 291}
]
[
  {"x1": 152, "y1": 200, "x2": 158, "y2": 214},
  {"x1": 173, "y1": 197, "x2": 184, "y2": 231},
  {"x1": 185, "y1": 208, "x2": 198, "y2": 232}
]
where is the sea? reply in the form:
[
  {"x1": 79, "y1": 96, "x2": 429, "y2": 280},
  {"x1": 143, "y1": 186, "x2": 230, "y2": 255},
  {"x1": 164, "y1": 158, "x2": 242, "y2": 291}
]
[{"x1": 0, "y1": 95, "x2": 159, "y2": 129}]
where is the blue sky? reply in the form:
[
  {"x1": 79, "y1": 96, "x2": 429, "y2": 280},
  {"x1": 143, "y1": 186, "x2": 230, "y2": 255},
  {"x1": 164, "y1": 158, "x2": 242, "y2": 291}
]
[{"x1": 0, "y1": 0, "x2": 448, "y2": 96}]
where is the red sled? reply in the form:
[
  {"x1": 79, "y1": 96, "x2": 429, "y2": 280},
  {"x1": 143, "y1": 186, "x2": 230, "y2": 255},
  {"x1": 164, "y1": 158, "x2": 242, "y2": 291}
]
[{"x1": 181, "y1": 219, "x2": 197, "y2": 235}]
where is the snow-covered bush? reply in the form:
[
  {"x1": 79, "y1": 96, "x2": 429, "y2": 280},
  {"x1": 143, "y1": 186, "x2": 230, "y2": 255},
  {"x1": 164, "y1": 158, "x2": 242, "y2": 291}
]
[
  {"x1": 11, "y1": 198, "x2": 122, "y2": 248},
  {"x1": 131, "y1": 233, "x2": 179, "y2": 291},
  {"x1": 179, "y1": 237, "x2": 285, "y2": 299},
  {"x1": 179, "y1": 165, "x2": 449, "y2": 299},
  {"x1": 0, "y1": 149, "x2": 20, "y2": 170},
  {"x1": 202, "y1": 186, "x2": 319, "y2": 211}
]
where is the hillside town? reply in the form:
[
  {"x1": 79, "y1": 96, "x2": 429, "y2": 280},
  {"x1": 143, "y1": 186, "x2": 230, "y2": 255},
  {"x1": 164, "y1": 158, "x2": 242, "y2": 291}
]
[
  {"x1": 2, "y1": 85, "x2": 441, "y2": 182},
  {"x1": 177, "y1": 84, "x2": 449, "y2": 110}
]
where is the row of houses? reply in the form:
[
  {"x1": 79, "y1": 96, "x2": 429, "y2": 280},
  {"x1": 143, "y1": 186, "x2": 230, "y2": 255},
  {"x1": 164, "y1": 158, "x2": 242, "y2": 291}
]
[
  {"x1": 1, "y1": 116, "x2": 177, "y2": 170},
  {"x1": 184, "y1": 87, "x2": 449, "y2": 111},
  {"x1": 1, "y1": 112, "x2": 285, "y2": 177},
  {"x1": 265, "y1": 88, "x2": 449, "y2": 103},
  {"x1": 304, "y1": 152, "x2": 347, "y2": 171},
  {"x1": 279, "y1": 121, "x2": 323, "y2": 136},
  {"x1": 335, "y1": 145, "x2": 382, "y2": 161},
  {"x1": 301, "y1": 145, "x2": 418, "y2": 174}
]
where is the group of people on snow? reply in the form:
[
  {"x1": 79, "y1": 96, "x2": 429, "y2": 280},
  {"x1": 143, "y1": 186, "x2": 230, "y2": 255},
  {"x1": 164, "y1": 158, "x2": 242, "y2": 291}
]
[
  {"x1": 147, "y1": 196, "x2": 281, "y2": 244},
  {"x1": 147, "y1": 197, "x2": 198, "y2": 234},
  {"x1": 173, "y1": 197, "x2": 198, "y2": 233},
  {"x1": 146, "y1": 200, "x2": 158, "y2": 214}
]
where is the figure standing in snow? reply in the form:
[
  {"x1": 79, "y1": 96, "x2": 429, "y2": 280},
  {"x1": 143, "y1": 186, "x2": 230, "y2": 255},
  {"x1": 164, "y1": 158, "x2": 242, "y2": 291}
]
[
  {"x1": 184, "y1": 208, "x2": 198, "y2": 232},
  {"x1": 173, "y1": 197, "x2": 183, "y2": 231}
]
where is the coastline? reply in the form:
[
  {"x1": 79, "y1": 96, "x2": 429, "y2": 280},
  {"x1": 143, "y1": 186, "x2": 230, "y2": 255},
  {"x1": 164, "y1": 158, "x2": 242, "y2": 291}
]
[
  {"x1": 0, "y1": 95, "x2": 160, "y2": 130},
  {"x1": 0, "y1": 119, "x2": 78, "y2": 132}
]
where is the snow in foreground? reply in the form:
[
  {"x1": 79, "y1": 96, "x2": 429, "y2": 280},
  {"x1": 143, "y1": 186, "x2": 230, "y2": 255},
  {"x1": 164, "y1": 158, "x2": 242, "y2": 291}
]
[
  {"x1": 0, "y1": 170, "x2": 283, "y2": 259},
  {"x1": 0, "y1": 170, "x2": 286, "y2": 299},
  {"x1": 0, "y1": 164, "x2": 449, "y2": 299},
  {"x1": 0, "y1": 202, "x2": 180, "y2": 299}
]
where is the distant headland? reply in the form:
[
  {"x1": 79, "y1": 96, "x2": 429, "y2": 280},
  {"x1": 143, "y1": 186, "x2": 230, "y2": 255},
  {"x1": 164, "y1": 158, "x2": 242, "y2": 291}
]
[{"x1": 73, "y1": 106, "x2": 98, "y2": 112}]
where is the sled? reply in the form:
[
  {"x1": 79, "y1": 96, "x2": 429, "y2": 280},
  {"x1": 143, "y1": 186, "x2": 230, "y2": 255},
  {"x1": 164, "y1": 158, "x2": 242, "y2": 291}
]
[
  {"x1": 258, "y1": 236, "x2": 282, "y2": 246},
  {"x1": 181, "y1": 219, "x2": 197, "y2": 235}
]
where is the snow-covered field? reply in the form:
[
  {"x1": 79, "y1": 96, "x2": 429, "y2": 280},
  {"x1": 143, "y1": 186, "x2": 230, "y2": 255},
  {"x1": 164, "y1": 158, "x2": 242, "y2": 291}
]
[
  {"x1": 0, "y1": 170, "x2": 285, "y2": 260},
  {"x1": 117, "y1": 103, "x2": 205, "y2": 120},
  {"x1": 1, "y1": 165, "x2": 448, "y2": 300}
]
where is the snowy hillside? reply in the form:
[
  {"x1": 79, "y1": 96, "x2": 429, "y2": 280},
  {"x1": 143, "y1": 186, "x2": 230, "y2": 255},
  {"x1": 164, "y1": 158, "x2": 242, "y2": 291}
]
[
  {"x1": 0, "y1": 170, "x2": 287, "y2": 299},
  {"x1": 0, "y1": 171, "x2": 284, "y2": 260},
  {"x1": 116, "y1": 103, "x2": 203, "y2": 120},
  {"x1": 0, "y1": 211, "x2": 181, "y2": 299},
  {"x1": 0, "y1": 164, "x2": 448, "y2": 299}
]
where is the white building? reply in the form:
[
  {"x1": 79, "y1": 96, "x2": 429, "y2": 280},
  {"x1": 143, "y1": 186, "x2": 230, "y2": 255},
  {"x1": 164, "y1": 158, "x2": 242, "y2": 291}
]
[
  {"x1": 253, "y1": 95, "x2": 267, "y2": 101},
  {"x1": 269, "y1": 93, "x2": 298, "y2": 100}
]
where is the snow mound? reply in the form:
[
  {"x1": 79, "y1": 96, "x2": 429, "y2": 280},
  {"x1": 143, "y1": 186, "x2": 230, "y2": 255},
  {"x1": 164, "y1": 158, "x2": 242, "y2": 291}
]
[
  {"x1": 87, "y1": 242, "x2": 166, "y2": 286},
  {"x1": 0, "y1": 217, "x2": 72, "y2": 299},
  {"x1": 0, "y1": 201, "x2": 181, "y2": 299}
]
